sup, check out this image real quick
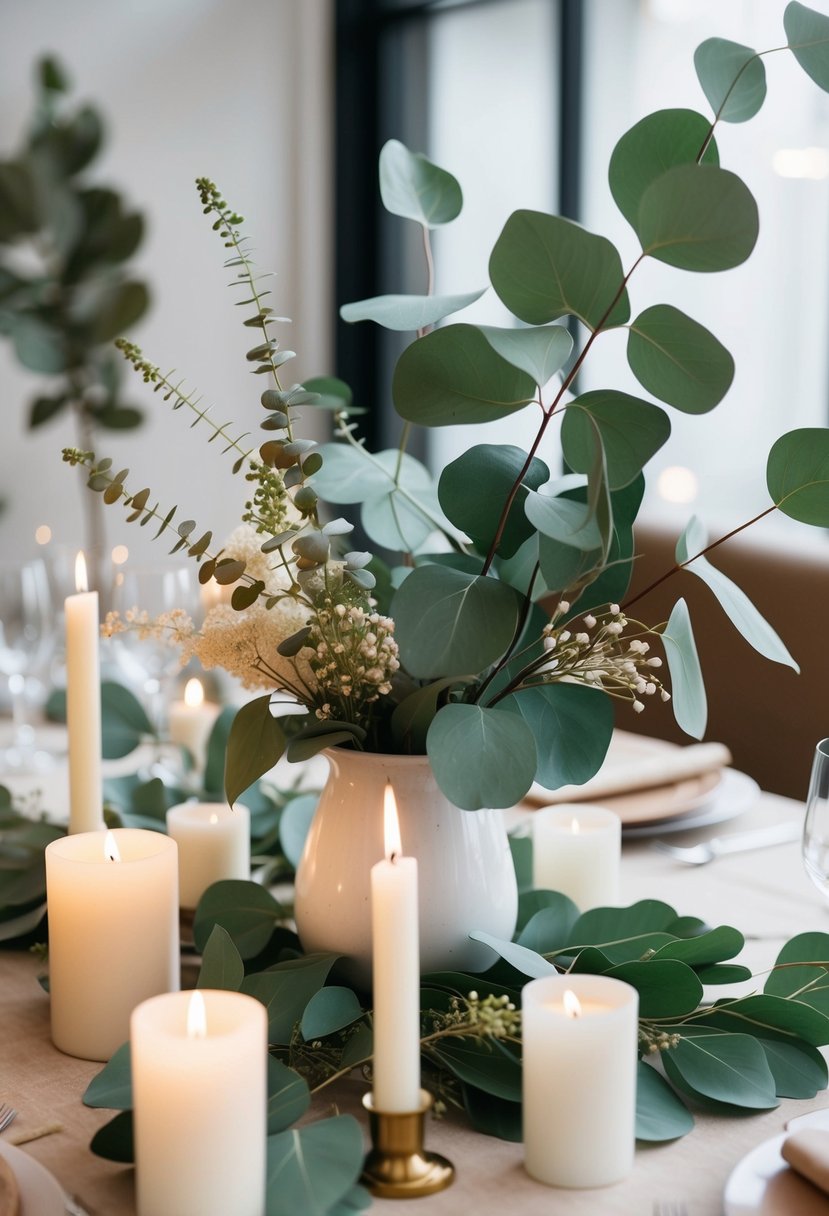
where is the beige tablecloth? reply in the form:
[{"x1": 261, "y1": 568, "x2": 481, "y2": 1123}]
[{"x1": 1, "y1": 762, "x2": 826, "y2": 1215}]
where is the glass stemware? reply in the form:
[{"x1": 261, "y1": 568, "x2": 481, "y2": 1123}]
[
  {"x1": 108, "y1": 563, "x2": 202, "y2": 741},
  {"x1": 802, "y1": 738, "x2": 829, "y2": 900},
  {"x1": 0, "y1": 558, "x2": 55, "y2": 773}
]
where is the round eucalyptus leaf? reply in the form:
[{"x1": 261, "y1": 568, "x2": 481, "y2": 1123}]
[
  {"x1": 767, "y1": 428, "x2": 829, "y2": 525},
  {"x1": 10, "y1": 315, "x2": 67, "y2": 373},
  {"x1": 393, "y1": 324, "x2": 536, "y2": 427},
  {"x1": 87, "y1": 280, "x2": 150, "y2": 345},
  {"x1": 476, "y1": 323, "x2": 573, "y2": 386},
  {"x1": 438, "y1": 443, "x2": 549, "y2": 558},
  {"x1": 392, "y1": 564, "x2": 519, "y2": 678},
  {"x1": 561, "y1": 391, "x2": 671, "y2": 489},
  {"x1": 90, "y1": 1111, "x2": 134, "y2": 1163},
  {"x1": 524, "y1": 490, "x2": 602, "y2": 551},
  {"x1": 300, "y1": 375, "x2": 355, "y2": 410},
  {"x1": 608, "y1": 108, "x2": 719, "y2": 231},
  {"x1": 694, "y1": 38, "x2": 766, "y2": 122},
  {"x1": 196, "y1": 924, "x2": 244, "y2": 992},
  {"x1": 501, "y1": 682, "x2": 613, "y2": 791},
  {"x1": 83, "y1": 1042, "x2": 132, "y2": 1110},
  {"x1": 340, "y1": 288, "x2": 484, "y2": 331},
  {"x1": 379, "y1": 138, "x2": 463, "y2": 227},
  {"x1": 360, "y1": 487, "x2": 436, "y2": 552},
  {"x1": 637, "y1": 163, "x2": 759, "y2": 271},
  {"x1": 267, "y1": 1057, "x2": 311, "y2": 1135},
  {"x1": 193, "y1": 879, "x2": 284, "y2": 959},
  {"x1": 301, "y1": 986, "x2": 363, "y2": 1040},
  {"x1": 426, "y1": 702, "x2": 537, "y2": 809},
  {"x1": 489, "y1": 209, "x2": 630, "y2": 330},
  {"x1": 100, "y1": 680, "x2": 154, "y2": 758},
  {"x1": 0, "y1": 161, "x2": 38, "y2": 239},
  {"x1": 784, "y1": 2, "x2": 829, "y2": 92},
  {"x1": 627, "y1": 305, "x2": 733, "y2": 414}
]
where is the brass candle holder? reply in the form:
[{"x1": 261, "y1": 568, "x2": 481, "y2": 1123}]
[{"x1": 361, "y1": 1090, "x2": 455, "y2": 1198}]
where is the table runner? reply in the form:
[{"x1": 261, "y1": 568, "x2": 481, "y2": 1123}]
[{"x1": 1, "y1": 787, "x2": 824, "y2": 1214}]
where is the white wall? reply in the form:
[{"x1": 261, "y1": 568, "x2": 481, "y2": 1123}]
[{"x1": 0, "y1": 0, "x2": 333, "y2": 568}]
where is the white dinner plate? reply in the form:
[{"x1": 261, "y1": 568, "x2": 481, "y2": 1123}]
[
  {"x1": 0, "y1": 1139, "x2": 66, "y2": 1216},
  {"x1": 622, "y1": 768, "x2": 760, "y2": 838},
  {"x1": 724, "y1": 1110, "x2": 829, "y2": 1214}
]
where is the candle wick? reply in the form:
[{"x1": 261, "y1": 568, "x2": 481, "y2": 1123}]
[{"x1": 390, "y1": 851, "x2": 398, "y2": 864}]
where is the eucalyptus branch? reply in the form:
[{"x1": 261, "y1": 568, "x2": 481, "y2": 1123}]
[{"x1": 473, "y1": 562, "x2": 541, "y2": 706}]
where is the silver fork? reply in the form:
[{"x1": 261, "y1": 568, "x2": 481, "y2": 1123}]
[
  {"x1": 653, "y1": 1203, "x2": 688, "y2": 1216},
  {"x1": 652, "y1": 820, "x2": 801, "y2": 865},
  {"x1": 0, "y1": 1105, "x2": 17, "y2": 1134}
]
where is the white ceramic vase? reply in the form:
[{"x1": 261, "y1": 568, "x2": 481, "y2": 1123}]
[{"x1": 293, "y1": 749, "x2": 519, "y2": 988}]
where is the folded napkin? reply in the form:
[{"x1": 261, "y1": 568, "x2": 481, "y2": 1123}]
[
  {"x1": 528, "y1": 732, "x2": 732, "y2": 805},
  {"x1": 782, "y1": 1128, "x2": 829, "y2": 1195}
]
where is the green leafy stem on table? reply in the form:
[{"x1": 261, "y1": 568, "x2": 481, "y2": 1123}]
[{"x1": 82, "y1": 873, "x2": 829, "y2": 1216}]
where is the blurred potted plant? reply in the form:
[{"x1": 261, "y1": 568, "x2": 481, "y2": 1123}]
[{"x1": 0, "y1": 55, "x2": 148, "y2": 578}]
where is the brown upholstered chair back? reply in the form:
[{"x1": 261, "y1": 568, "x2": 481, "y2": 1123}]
[{"x1": 615, "y1": 523, "x2": 829, "y2": 800}]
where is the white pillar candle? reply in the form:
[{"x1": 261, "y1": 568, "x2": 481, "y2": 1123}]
[
  {"x1": 370, "y1": 783, "x2": 421, "y2": 1112},
  {"x1": 65, "y1": 551, "x2": 103, "y2": 834},
  {"x1": 532, "y1": 803, "x2": 621, "y2": 910},
  {"x1": 168, "y1": 678, "x2": 220, "y2": 772},
  {"x1": 523, "y1": 975, "x2": 639, "y2": 1188},
  {"x1": 166, "y1": 802, "x2": 250, "y2": 910},
  {"x1": 45, "y1": 828, "x2": 179, "y2": 1061},
  {"x1": 132, "y1": 989, "x2": 267, "y2": 1216}
]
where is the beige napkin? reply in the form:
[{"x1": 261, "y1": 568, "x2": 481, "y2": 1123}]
[
  {"x1": 528, "y1": 732, "x2": 732, "y2": 805},
  {"x1": 782, "y1": 1128, "x2": 829, "y2": 1195}
]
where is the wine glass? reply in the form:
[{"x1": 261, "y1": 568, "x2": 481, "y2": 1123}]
[
  {"x1": 0, "y1": 558, "x2": 55, "y2": 773},
  {"x1": 108, "y1": 562, "x2": 203, "y2": 740},
  {"x1": 802, "y1": 738, "x2": 829, "y2": 899}
]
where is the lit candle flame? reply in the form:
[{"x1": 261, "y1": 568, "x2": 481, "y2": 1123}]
[
  {"x1": 184, "y1": 678, "x2": 205, "y2": 708},
  {"x1": 570, "y1": 817, "x2": 580, "y2": 835},
  {"x1": 563, "y1": 989, "x2": 582, "y2": 1019},
  {"x1": 187, "y1": 990, "x2": 207, "y2": 1039},
  {"x1": 75, "y1": 551, "x2": 88, "y2": 594},
  {"x1": 104, "y1": 831, "x2": 121, "y2": 863},
  {"x1": 383, "y1": 783, "x2": 402, "y2": 862},
  {"x1": 209, "y1": 812, "x2": 219, "y2": 826}
]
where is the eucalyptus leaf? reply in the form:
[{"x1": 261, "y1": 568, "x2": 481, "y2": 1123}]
[
  {"x1": 438, "y1": 444, "x2": 549, "y2": 558},
  {"x1": 301, "y1": 987, "x2": 364, "y2": 1040},
  {"x1": 476, "y1": 323, "x2": 573, "y2": 386},
  {"x1": 266, "y1": 1115, "x2": 363, "y2": 1216},
  {"x1": 242, "y1": 953, "x2": 339, "y2": 1042},
  {"x1": 83, "y1": 1042, "x2": 132, "y2": 1110},
  {"x1": 767, "y1": 428, "x2": 829, "y2": 525},
  {"x1": 702, "y1": 992, "x2": 829, "y2": 1048},
  {"x1": 764, "y1": 932, "x2": 829, "y2": 1017},
  {"x1": 193, "y1": 879, "x2": 286, "y2": 959},
  {"x1": 500, "y1": 683, "x2": 614, "y2": 791},
  {"x1": 99, "y1": 680, "x2": 155, "y2": 758},
  {"x1": 694, "y1": 39, "x2": 766, "y2": 122},
  {"x1": 676, "y1": 515, "x2": 798, "y2": 670},
  {"x1": 627, "y1": 305, "x2": 734, "y2": 414},
  {"x1": 661, "y1": 599, "x2": 707, "y2": 739},
  {"x1": 524, "y1": 490, "x2": 602, "y2": 551},
  {"x1": 391, "y1": 676, "x2": 470, "y2": 753},
  {"x1": 785, "y1": 2, "x2": 829, "y2": 92},
  {"x1": 428, "y1": 1037, "x2": 522, "y2": 1101},
  {"x1": 489, "y1": 209, "x2": 630, "y2": 330},
  {"x1": 278, "y1": 793, "x2": 318, "y2": 868},
  {"x1": 267, "y1": 1057, "x2": 311, "y2": 1134},
  {"x1": 561, "y1": 391, "x2": 671, "y2": 489},
  {"x1": 468, "y1": 930, "x2": 557, "y2": 978},
  {"x1": 759, "y1": 1037, "x2": 828, "y2": 1099},
  {"x1": 637, "y1": 164, "x2": 759, "y2": 272},
  {"x1": 393, "y1": 323, "x2": 536, "y2": 427},
  {"x1": 0, "y1": 900, "x2": 47, "y2": 941},
  {"x1": 197, "y1": 924, "x2": 244, "y2": 991},
  {"x1": 225, "y1": 696, "x2": 286, "y2": 806},
  {"x1": 462, "y1": 1086, "x2": 523, "y2": 1141},
  {"x1": 636, "y1": 1061, "x2": 694, "y2": 1141},
  {"x1": 663, "y1": 1032, "x2": 779, "y2": 1110},
  {"x1": 379, "y1": 139, "x2": 463, "y2": 227},
  {"x1": 426, "y1": 702, "x2": 537, "y2": 810},
  {"x1": 568, "y1": 900, "x2": 678, "y2": 946},
  {"x1": 651, "y1": 924, "x2": 744, "y2": 968},
  {"x1": 608, "y1": 960, "x2": 703, "y2": 1018},
  {"x1": 340, "y1": 288, "x2": 484, "y2": 330},
  {"x1": 516, "y1": 889, "x2": 580, "y2": 937},
  {"x1": 90, "y1": 1110, "x2": 134, "y2": 1163},
  {"x1": 392, "y1": 564, "x2": 519, "y2": 679},
  {"x1": 608, "y1": 108, "x2": 719, "y2": 230},
  {"x1": 517, "y1": 899, "x2": 581, "y2": 953}
]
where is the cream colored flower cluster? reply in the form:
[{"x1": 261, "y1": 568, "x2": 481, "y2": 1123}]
[
  {"x1": 101, "y1": 607, "x2": 194, "y2": 643},
  {"x1": 538, "y1": 602, "x2": 669, "y2": 713},
  {"x1": 308, "y1": 601, "x2": 400, "y2": 722},
  {"x1": 184, "y1": 601, "x2": 315, "y2": 696}
]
